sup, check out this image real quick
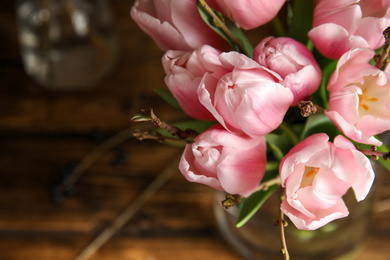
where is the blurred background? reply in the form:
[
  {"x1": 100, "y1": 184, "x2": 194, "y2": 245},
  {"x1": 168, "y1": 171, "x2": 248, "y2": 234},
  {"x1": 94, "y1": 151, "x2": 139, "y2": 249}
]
[
  {"x1": 0, "y1": 1, "x2": 389, "y2": 260},
  {"x1": 0, "y1": 0, "x2": 242, "y2": 259}
]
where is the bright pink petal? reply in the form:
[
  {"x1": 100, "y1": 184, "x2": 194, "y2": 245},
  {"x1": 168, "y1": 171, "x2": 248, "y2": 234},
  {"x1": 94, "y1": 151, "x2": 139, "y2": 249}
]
[
  {"x1": 235, "y1": 83, "x2": 293, "y2": 136},
  {"x1": 218, "y1": 139, "x2": 266, "y2": 197},
  {"x1": 325, "y1": 110, "x2": 382, "y2": 146},
  {"x1": 314, "y1": 3, "x2": 361, "y2": 32},
  {"x1": 308, "y1": 23, "x2": 368, "y2": 59},
  {"x1": 280, "y1": 134, "x2": 330, "y2": 183},
  {"x1": 281, "y1": 197, "x2": 349, "y2": 230},
  {"x1": 356, "y1": 16, "x2": 389, "y2": 49},
  {"x1": 179, "y1": 144, "x2": 223, "y2": 190},
  {"x1": 279, "y1": 133, "x2": 374, "y2": 230},
  {"x1": 212, "y1": 0, "x2": 286, "y2": 29}
]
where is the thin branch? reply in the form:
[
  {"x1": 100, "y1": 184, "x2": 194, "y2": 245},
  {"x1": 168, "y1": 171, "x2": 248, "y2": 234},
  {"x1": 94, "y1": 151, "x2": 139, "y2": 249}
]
[
  {"x1": 133, "y1": 129, "x2": 190, "y2": 145},
  {"x1": 197, "y1": 0, "x2": 248, "y2": 55},
  {"x1": 276, "y1": 210, "x2": 290, "y2": 260},
  {"x1": 375, "y1": 27, "x2": 390, "y2": 70},
  {"x1": 132, "y1": 109, "x2": 198, "y2": 140},
  {"x1": 357, "y1": 146, "x2": 390, "y2": 160},
  {"x1": 73, "y1": 156, "x2": 181, "y2": 260},
  {"x1": 254, "y1": 176, "x2": 281, "y2": 192}
]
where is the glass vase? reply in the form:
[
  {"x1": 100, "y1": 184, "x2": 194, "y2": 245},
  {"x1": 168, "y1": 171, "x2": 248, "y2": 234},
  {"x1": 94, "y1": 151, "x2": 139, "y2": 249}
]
[
  {"x1": 16, "y1": 0, "x2": 118, "y2": 91},
  {"x1": 214, "y1": 185, "x2": 375, "y2": 260}
]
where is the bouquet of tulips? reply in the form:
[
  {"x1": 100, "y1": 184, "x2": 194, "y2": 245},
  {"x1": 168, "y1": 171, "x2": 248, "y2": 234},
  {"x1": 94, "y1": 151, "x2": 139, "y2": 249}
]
[{"x1": 130, "y1": 0, "x2": 390, "y2": 257}]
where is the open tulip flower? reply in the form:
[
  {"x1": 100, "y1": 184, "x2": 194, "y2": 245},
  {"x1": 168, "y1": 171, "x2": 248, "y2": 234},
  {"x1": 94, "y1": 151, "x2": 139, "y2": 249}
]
[
  {"x1": 326, "y1": 48, "x2": 390, "y2": 146},
  {"x1": 280, "y1": 134, "x2": 375, "y2": 230},
  {"x1": 309, "y1": 0, "x2": 390, "y2": 59},
  {"x1": 131, "y1": 0, "x2": 390, "y2": 258}
]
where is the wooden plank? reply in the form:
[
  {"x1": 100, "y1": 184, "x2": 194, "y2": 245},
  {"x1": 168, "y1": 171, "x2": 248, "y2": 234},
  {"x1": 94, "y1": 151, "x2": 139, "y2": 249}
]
[
  {"x1": 0, "y1": 236, "x2": 242, "y2": 260},
  {"x1": 1, "y1": 0, "x2": 389, "y2": 260}
]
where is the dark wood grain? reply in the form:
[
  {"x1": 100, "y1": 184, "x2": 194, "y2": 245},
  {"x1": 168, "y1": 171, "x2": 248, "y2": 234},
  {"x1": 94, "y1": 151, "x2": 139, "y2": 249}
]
[{"x1": 0, "y1": 1, "x2": 389, "y2": 260}]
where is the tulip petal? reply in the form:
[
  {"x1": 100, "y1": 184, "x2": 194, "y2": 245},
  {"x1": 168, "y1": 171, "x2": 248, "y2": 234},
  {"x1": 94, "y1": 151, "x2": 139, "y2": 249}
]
[
  {"x1": 308, "y1": 23, "x2": 368, "y2": 59},
  {"x1": 279, "y1": 133, "x2": 374, "y2": 230}
]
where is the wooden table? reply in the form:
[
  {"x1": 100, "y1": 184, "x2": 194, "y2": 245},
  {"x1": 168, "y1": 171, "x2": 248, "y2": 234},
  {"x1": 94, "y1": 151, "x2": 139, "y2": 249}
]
[{"x1": 0, "y1": 1, "x2": 389, "y2": 259}]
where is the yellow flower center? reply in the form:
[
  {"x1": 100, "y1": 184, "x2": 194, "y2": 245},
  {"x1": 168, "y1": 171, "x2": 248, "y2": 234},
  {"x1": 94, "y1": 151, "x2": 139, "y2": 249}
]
[
  {"x1": 300, "y1": 166, "x2": 320, "y2": 188},
  {"x1": 359, "y1": 88, "x2": 378, "y2": 111},
  {"x1": 306, "y1": 167, "x2": 320, "y2": 178}
]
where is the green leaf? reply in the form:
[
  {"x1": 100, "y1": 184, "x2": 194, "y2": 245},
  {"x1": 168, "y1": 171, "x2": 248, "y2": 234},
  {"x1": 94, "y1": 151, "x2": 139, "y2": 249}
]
[
  {"x1": 196, "y1": 3, "x2": 227, "y2": 41},
  {"x1": 265, "y1": 161, "x2": 280, "y2": 173},
  {"x1": 154, "y1": 88, "x2": 181, "y2": 109},
  {"x1": 262, "y1": 163, "x2": 280, "y2": 183},
  {"x1": 312, "y1": 59, "x2": 337, "y2": 109},
  {"x1": 266, "y1": 122, "x2": 304, "y2": 161},
  {"x1": 236, "y1": 184, "x2": 278, "y2": 228},
  {"x1": 271, "y1": 16, "x2": 286, "y2": 37},
  {"x1": 287, "y1": 0, "x2": 314, "y2": 44},
  {"x1": 266, "y1": 133, "x2": 289, "y2": 161},
  {"x1": 196, "y1": 2, "x2": 253, "y2": 57},
  {"x1": 300, "y1": 108, "x2": 341, "y2": 141},
  {"x1": 226, "y1": 20, "x2": 254, "y2": 57}
]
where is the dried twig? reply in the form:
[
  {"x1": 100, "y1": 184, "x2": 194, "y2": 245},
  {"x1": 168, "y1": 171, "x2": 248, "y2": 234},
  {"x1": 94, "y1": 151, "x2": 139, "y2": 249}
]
[
  {"x1": 297, "y1": 100, "x2": 317, "y2": 117},
  {"x1": 357, "y1": 146, "x2": 390, "y2": 160},
  {"x1": 197, "y1": 0, "x2": 248, "y2": 55},
  {"x1": 255, "y1": 176, "x2": 281, "y2": 193},
  {"x1": 276, "y1": 209, "x2": 290, "y2": 260},
  {"x1": 132, "y1": 109, "x2": 198, "y2": 140},
  {"x1": 375, "y1": 27, "x2": 390, "y2": 70}
]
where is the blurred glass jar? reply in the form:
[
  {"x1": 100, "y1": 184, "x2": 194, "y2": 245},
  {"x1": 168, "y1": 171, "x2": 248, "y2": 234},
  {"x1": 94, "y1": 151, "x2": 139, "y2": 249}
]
[
  {"x1": 16, "y1": 0, "x2": 119, "y2": 91},
  {"x1": 214, "y1": 186, "x2": 375, "y2": 260}
]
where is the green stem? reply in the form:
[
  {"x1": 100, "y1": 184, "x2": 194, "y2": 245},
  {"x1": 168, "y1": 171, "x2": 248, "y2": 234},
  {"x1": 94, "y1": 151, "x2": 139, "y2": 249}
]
[
  {"x1": 278, "y1": 210, "x2": 290, "y2": 260},
  {"x1": 255, "y1": 176, "x2": 281, "y2": 192},
  {"x1": 373, "y1": 141, "x2": 390, "y2": 171},
  {"x1": 272, "y1": 16, "x2": 286, "y2": 37},
  {"x1": 266, "y1": 161, "x2": 280, "y2": 172},
  {"x1": 197, "y1": 0, "x2": 248, "y2": 56},
  {"x1": 279, "y1": 122, "x2": 300, "y2": 145},
  {"x1": 320, "y1": 82, "x2": 329, "y2": 109},
  {"x1": 306, "y1": 39, "x2": 314, "y2": 52}
]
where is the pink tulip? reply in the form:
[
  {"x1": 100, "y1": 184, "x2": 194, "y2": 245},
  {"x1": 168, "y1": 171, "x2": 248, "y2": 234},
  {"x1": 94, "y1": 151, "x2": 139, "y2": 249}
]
[
  {"x1": 198, "y1": 51, "x2": 294, "y2": 137},
  {"x1": 253, "y1": 37, "x2": 322, "y2": 104},
  {"x1": 208, "y1": 0, "x2": 286, "y2": 30},
  {"x1": 162, "y1": 45, "x2": 222, "y2": 120},
  {"x1": 308, "y1": 0, "x2": 390, "y2": 59},
  {"x1": 325, "y1": 48, "x2": 390, "y2": 146},
  {"x1": 130, "y1": 0, "x2": 227, "y2": 51},
  {"x1": 280, "y1": 133, "x2": 375, "y2": 230},
  {"x1": 179, "y1": 124, "x2": 267, "y2": 197}
]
